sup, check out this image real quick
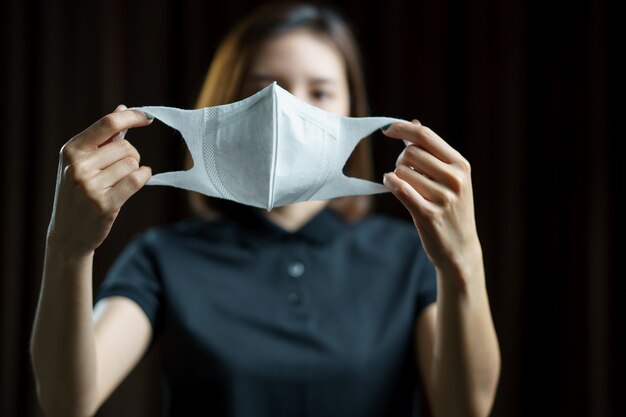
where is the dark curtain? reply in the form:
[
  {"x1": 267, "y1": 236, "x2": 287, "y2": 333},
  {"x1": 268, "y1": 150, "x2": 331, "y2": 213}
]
[{"x1": 1, "y1": 0, "x2": 619, "y2": 416}]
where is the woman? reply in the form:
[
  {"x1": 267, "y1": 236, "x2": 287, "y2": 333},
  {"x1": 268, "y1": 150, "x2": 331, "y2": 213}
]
[{"x1": 30, "y1": 2, "x2": 500, "y2": 417}]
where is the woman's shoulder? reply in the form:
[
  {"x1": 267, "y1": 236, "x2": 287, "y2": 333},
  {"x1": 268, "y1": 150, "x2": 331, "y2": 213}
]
[
  {"x1": 352, "y1": 211, "x2": 421, "y2": 244},
  {"x1": 130, "y1": 216, "x2": 232, "y2": 248},
  {"x1": 358, "y1": 210, "x2": 415, "y2": 231},
  {"x1": 340, "y1": 211, "x2": 429, "y2": 268}
]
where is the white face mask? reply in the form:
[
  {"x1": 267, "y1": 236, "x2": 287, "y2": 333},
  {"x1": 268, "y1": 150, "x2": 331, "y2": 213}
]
[{"x1": 132, "y1": 82, "x2": 404, "y2": 211}]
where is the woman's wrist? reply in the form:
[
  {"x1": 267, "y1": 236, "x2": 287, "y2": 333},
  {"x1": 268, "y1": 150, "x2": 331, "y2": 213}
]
[
  {"x1": 435, "y1": 243, "x2": 486, "y2": 296},
  {"x1": 44, "y1": 237, "x2": 95, "y2": 267}
]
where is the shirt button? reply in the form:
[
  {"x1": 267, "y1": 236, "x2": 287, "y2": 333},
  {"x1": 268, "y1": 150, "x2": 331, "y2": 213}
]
[
  {"x1": 287, "y1": 262, "x2": 305, "y2": 278},
  {"x1": 287, "y1": 292, "x2": 301, "y2": 304}
]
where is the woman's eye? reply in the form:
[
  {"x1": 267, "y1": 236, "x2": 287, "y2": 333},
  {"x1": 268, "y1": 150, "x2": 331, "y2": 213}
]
[{"x1": 312, "y1": 90, "x2": 332, "y2": 100}]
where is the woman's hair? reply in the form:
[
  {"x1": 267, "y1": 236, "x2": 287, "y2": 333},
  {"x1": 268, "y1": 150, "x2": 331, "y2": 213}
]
[{"x1": 188, "y1": 1, "x2": 375, "y2": 222}]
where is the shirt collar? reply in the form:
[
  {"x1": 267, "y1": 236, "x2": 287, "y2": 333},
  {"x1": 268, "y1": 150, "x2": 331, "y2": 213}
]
[{"x1": 234, "y1": 206, "x2": 348, "y2": 245}]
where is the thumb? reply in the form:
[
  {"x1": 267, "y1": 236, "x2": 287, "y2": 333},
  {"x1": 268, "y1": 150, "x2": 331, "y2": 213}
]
[{"x1": 110, "y1": 104, "x2": 128, "y2": 142}]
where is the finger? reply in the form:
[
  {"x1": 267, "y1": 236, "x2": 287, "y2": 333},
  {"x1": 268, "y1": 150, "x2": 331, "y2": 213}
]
[
  {"x1": 100, "y1": 105, "x2": 129, "y2": 147},
  {"x1": 110, "y1": 129, "x2": 128, "y2": 143},
  {"x1": 80, "y1": 139, "x2": 140, "y2": 173},
  {"x1": 87, "y1": 157, "x2": 140, "y2": 189},
  {"x1": 383, "y1": 171, "x2": 434, "y2": 218},
  {"x1": 72, "y1": 108, "x2": 153, "y2": 151},
  {"x1": 396, "y1": 145, "x2": 454, "y2": 186},
  {"x1": 394, "y1": 164, "x2": 450, "y2": 205},
  {"x1": 382, "y1": 120, "x2": 462, "y2": 164},
  {"x1": 110, "y1": 105, "x2": 128, "y2": 142},
  {"x1": 105, "y1": 166, "x2": 152, "y2": 210},
  {"x1": 402, "y1": 119, "x2": 421, "y2": 146}
]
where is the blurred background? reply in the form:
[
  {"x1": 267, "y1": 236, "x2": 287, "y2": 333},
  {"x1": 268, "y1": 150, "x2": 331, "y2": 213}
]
[{"x1": 1, "y1": 0, "x2": 620, "y2": 416}]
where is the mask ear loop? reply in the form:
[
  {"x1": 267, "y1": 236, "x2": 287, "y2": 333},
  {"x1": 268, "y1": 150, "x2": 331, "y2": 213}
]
[
  {"x1": 308, "y1": 116, "x2": 405, "y2": 201},
  {"x1": 128, "y1": 106, "x2": 211, "y2": 196},
  {"x1": 337, "y1": 115, "x2": 406, "y2": 164}
]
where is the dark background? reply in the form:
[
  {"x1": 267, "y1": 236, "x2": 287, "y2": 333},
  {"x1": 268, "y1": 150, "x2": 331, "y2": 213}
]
[{"x1": 1, "y1": 0, "x2": 620, "y2": 416}]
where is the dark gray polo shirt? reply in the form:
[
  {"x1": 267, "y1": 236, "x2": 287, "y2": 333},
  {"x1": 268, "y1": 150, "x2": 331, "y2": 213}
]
[{"x1": 94, "y1": 206, "x2": 437, "y2": 417}]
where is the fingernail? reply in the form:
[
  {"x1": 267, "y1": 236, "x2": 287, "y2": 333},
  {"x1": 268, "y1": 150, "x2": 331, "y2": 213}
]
[
  {"x1": 411, "y1": 119, "x2": 421, "y2": 125},
  {"x1": 144, "y1": 111, "x2": 154, "y2": 120},
  {"x1": 381, "y1": 124, "x2": 391, "y2": 132}
]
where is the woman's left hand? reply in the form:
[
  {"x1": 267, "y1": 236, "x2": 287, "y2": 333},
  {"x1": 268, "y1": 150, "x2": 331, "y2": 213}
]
[{"x1": 382, "y1": 120, "x2": 483, "y2": 282}]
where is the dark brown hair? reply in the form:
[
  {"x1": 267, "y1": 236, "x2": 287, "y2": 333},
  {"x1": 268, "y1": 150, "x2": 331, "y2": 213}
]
[{"x1": 189, "y1": 1, "x2": 375, "y2": 222}]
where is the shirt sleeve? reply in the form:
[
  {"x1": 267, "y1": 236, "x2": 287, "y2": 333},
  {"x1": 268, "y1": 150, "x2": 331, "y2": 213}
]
[{"x1": 93, "y1": 233, "x2": 163, "y2": 346}]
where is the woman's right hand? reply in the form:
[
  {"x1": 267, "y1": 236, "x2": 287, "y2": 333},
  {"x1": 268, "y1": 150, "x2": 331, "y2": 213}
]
[{"x1": 46, "y1": 105, "x2": 154, "y2": 257}]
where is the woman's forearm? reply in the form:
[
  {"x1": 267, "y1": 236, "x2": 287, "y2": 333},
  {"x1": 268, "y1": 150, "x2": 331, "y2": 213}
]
[
  {"x1": 430, "y1": 252, "x2": 501, "y2": 417},
  {"x1": 30, "y1": 244, "x2": 98, "y2": 417},
  {"x1": 29, "y1": 106, "x2": 153, "y2": 417}
]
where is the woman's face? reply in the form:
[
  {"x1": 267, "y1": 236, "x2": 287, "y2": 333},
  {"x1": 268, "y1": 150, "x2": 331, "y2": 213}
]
[{"x1": 241, "y1": 29, "x2": 351, "y2": 117}]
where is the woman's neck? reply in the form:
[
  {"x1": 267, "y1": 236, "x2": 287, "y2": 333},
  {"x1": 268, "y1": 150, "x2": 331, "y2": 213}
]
[{"x1": 265, "y1": 200, "x2": 329, "y2": 232}]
